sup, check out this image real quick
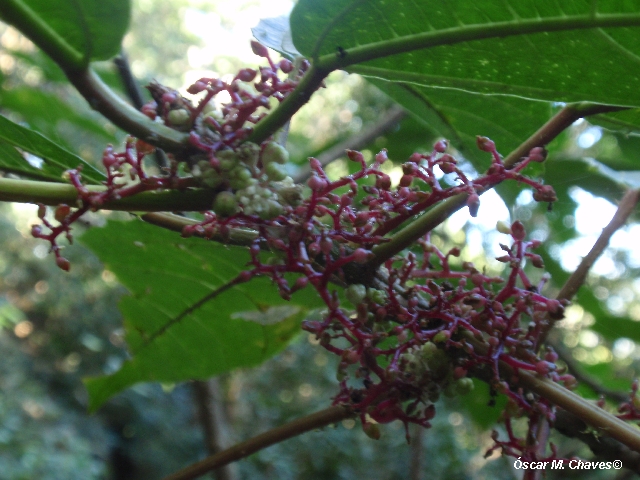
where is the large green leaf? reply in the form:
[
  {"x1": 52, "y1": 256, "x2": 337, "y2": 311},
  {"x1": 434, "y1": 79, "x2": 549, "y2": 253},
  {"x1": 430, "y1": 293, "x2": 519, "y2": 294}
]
[
  {"x1": 290, "y1": 0, "x2": 640, "y2": 185},
  {"x1": 0, "y1": 0, "x2": 130, "y2": 69},
  {"x1": 368, "y1": 79, "x2": 555, "y2": 170},
  {"x1": 82, "y1": 220, "x2": 323, "y2": 411},
  {"x1": 0, "y1": 87, "x2": 120, "y2": 145},
  {"x1": 0, "y1": 114, "x2": 104, "y2": 183},
  {"x1": 291, "y1": 0, "x2": 640, "y2": 107}
]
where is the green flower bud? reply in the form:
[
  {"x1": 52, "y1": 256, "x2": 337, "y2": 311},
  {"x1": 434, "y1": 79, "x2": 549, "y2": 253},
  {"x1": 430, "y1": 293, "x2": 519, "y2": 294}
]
[
  {"x1": 276, "y1": 185, "x2": 302, "y2": 206},
  {"x1": 212, "y1": 191, "x2": 239, "y2": 217},
  {"x1": 346, "y1": 284, "x2": 367, "y2": 305},
  {"x1": 237, "y1": 142, "x2": 260, "y2": 168},
  {"x1": 201, "y1": 169, "x2": 223, "y2": 188},
  {"x1": 262, "y1": 141, "x2": 289, "y2": 165},
  {"x1": 420, "y1": 342, "x2": 438, "y2": 359},
  {"x1": 455, "y1": 377, "x2": 475, "y2": 396},
  {"x1": 366, "y1": 288, "x2": 387, "y2": 305},
  {"x1": 167, "y1": 109, "x2": 190, "y2": 126},
  {"x1": 266, "y1": 162, "x2": 287, "y2": 181},
  {"x1": 219, "y1": 152, "x2": 237, "y2": 172},
  {"x1": 433, "y1": 330, "x2": 450, "y2": 343},
  {"x1": 258, "y1": 199, "x2": 284, "y2": 220}
]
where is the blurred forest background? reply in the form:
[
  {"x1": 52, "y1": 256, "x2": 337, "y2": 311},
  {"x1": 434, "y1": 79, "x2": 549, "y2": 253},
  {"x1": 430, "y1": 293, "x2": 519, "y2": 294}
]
[{"x1": 2, "y1": 1, "x2": 640, "y2": 479}]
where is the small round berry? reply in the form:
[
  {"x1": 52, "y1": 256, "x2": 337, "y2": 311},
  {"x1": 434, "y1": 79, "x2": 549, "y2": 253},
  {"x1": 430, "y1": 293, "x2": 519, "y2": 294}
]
[
  {"x1": 476, "y1": 136, "x2": 496, "y2": 152},
  {"x1": 352, "y1": 248, "x2": 371, "y2": 264},
  {"x1": 54, "y1": 204, "x2": 71, "y2": 223},
  {"x1": 528, "y1": 146, "x2": 547, "y2": 163},
  {"x1": 433, "y1": 139, "x2": 448, "y2": 153},
  {"x1": 279, "y1": 59, "x2": 293, "y2": 73},
  {"x1": 236, "y1": 68, "x2": 257, "y2": 82},
  {"x1": 307, "y1": 175, "x2": 328, "y2": 192},
  {"x1": 56, "y1": 256, "x2": 71, "y2": 272},
  {"x1": 511, "y1": 221, "x2": 526, "y2": 241}
]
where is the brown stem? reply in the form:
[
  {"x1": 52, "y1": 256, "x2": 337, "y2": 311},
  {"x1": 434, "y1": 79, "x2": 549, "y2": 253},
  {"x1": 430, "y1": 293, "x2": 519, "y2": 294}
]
[
  {"x1": 465, "y1": 332, "x2": 640, "y2": 455},
  {"x1": 191, "y1": 379, "x2": 236, "y2": 480},
  {"x1": 292, "y1": 106, "x2": 407, "y2": 183},
  {"x1": 64, "y1": 68, "x2": 188, "y2": 153},
  {"x1": 518, "y1": 371, "x2": 640, "y2": 453},
  {"x1": 409, "y1": 424, "x2": 424, "y2": 480},
  {"x1": 113, "y1": 52, "x2": 169, "y2": 169},
  {"x1": 162, "y1": 405, "x2": 353, "y2": 480},
  {"x1": 537, "y1": 188, "x2": 640, "y2": 345},
  {"x1": 557, "y1": 188, "x2": 640, "y2": 302},
  {"x1": 555, "y1": 410, "x2": 640, "y2": 473},
  {"x1": 140, "y1": 213, "x2": 258, "y2": 247},
  {"x1": 368, "y1": 103, "x2": 630, "y2": 267}
]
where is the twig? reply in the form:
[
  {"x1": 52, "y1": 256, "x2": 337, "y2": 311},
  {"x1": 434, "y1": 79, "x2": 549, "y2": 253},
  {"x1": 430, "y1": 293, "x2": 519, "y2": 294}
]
[
  {"x1": 64, "y1": 68, "x2": 188, "y2": 153},
  {"x1": 557, "y1": 188, "x2": 640, "y2": 302},
  {"x1": 113, "y1": 51, "x2": 169, "y2": 168},
  {"x1": 518, "y1": 370, "x2": 640, "y2": 453},
  {"x1": 0, "y1": 177, "x2": 214, "y2": 211},
  {"x1": 162, "y1": 405, "x2": 353, "y2": 480},
  {"x1": 292, "y1": 106, "x2": 407, "y2": 183},
  {"x1": 555, "y1": 410, "x2": 640, "y2": 473},
  {"x1": 409, "y1": 424, "x2": 424, "y2": 480},
  {"x1": 191, "y1": 379, "x2": 236, "y2": 480},
  {"x1": 537, "y1": 188, "x2": 640, "y2": 345},
  {"x1": 367, "y1": 102, "x2": 630, "y2": 267},
  {"x1": 464, "y1": 331, "x2": 640, "y2": 456},
  {"x1": 140, "y1": 213, "x2": 257, "y2": 247},
  {"x1": 248, "y1": 64, "x2": 330, "y2": 145}
]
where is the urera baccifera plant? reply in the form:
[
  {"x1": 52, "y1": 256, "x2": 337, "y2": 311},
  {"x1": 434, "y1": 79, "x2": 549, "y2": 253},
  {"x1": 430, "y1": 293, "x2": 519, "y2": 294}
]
[
  {"x1": 4, "y1": 2, "x2": 640, "y2": 477},
  {"x1": 23, "y1": 40, "x2": 640, "y2": 477}
]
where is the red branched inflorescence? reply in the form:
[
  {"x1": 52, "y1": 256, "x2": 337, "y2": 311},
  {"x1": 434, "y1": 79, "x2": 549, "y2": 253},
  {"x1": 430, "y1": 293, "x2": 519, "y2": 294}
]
[{"x1": 31, "y1": 41, "x2": 594, "y2": 463}]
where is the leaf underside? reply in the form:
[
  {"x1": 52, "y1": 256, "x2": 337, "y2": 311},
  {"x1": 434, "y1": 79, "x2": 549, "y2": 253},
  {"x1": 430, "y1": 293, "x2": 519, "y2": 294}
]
[{"x1": 81, "y1": 220, "x2": 322, "y2": 411}]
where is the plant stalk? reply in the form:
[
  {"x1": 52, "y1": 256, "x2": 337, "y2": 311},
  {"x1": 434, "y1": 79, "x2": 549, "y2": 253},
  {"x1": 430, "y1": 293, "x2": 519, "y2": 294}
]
[
  {"x1": 367, "y1": 103, "x2": 630, "y2": 267},
  {"x1": 162, "y1": 405, "x2": 353, "y2": 480}
]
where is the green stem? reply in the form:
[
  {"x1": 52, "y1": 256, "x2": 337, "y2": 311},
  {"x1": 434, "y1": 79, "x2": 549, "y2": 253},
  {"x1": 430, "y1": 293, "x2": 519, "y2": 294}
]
[
  {"x1": 247, "y1": 64, "x2": 330, "y2": 145},
  {"x1": 249, "y1": 10, "x2": 640, "y2": 146},
  {"x1": 368, "y1": 102, "x2": 630, "y2": 266},
  {"x1": 64, "y1": 68, "x2": 189, "y2": 153},
  {"x1": 0, "y1": 177, "x2": 214, "y2": 211},
  {"x1": 519, "y1": 371, "x2": 640, "y2": 453},
  {"x1": 315, "y1": 13, "x2": 640, "y2": 71},
  {"x1": 537, "y1": 187, "x2": 640, "y2": 345}
]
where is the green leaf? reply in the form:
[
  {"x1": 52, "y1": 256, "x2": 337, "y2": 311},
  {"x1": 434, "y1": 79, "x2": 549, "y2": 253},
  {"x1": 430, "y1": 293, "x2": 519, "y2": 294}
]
[
  {"x1": 368, "y1": 79, "x2": 555, "y2": 171},
  {"x1": 577, "y1": 288, "x2": 640, "y2": 344},
  {"x1": 292, "y1": 0, "x2": 640, "y2": 108},
  {"x1": 0, "y1": 87, "x2": 121, "y2": 146},
  {"x1": 457, "y1": 379, "x2": 506, "y2": 429},
  {"x1": 0, "y1": 0, "x2": 130, "y2": 69},
  {"x1": 81, "y1": 220, "x2": 323, "y2": 411},
  {"x1": 0, "y1": 114, "x2": 104, "y2": 183}
]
